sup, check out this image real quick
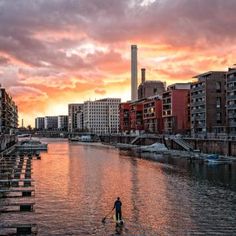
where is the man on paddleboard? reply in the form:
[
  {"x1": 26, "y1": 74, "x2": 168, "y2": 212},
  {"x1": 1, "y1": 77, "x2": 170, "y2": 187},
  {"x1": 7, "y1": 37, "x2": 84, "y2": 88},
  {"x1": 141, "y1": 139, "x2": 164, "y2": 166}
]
[{"x1": 113, "y1": 197, "x2": 122, "y2": 222}]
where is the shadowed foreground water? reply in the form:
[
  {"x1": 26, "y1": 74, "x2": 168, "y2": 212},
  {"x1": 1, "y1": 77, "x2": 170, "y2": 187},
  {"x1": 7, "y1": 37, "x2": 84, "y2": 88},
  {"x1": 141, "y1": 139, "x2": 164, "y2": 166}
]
[{"x1": 2, "y1": 139, "x2": 236, "y2": 235}]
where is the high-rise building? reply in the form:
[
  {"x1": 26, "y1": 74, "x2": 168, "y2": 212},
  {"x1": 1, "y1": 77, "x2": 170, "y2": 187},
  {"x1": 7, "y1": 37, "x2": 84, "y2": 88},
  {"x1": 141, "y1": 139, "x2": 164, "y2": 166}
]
[
  {"x1": 226, "y1": 68, "x2": 236, "y2": 135},
  {"x1": 44, "y1": 116, "x2": 58, "y2": 130},
  {"x1": 58, "y1": 115, "x2": 68, "y2": 130},
  {"x1": 163, "y1": 83, "x2": 191, "y2": 134},
  {"x1": 35, "y1": 117, "x2": 45, "y2": 130},
  {"x1": 68, "y1": 103, "x2": 83, "y2": 132},
  {"x1": 191, "y1": 71, "x2": 226, "y2": 136},
  {"x1": 0, "y1": 87, "x2": 18, "y2": 134},
  {"x1": 131, "y1": 45, "x2": 138, "y2": 101},
  {"x1": 83, "y1": 98, "x2": 121, "y2": 134}
]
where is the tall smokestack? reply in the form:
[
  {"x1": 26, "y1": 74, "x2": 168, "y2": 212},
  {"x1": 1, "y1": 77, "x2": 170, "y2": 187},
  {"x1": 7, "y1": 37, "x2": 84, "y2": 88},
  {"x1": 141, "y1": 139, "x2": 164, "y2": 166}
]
[
  {"x1": 131, "y1": 45, "x2": 138, "y2": 101},
  {"x1": 141, "y1": 68, "x2": 146, "y2": 83}
]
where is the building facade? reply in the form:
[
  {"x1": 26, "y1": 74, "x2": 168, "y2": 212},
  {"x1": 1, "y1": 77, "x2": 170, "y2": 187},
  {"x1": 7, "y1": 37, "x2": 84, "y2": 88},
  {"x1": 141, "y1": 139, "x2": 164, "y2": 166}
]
[
  {"x1": 58, "y1": 115, "x2": 68, "y2": 130},
  {"x1": 68, "y1": 103, "x2": 83, "y2": 132},
  {"x1": 163, "y1": 83, "x2": 191, "y2": 134},
  {"x1": 83, "y1": 98, "x2": 121, "y2": 134},
  {"x1": 119, "y1": 102, "x2": 131, "y2": 133},
  {"x1": 138, "y1": 80, "x2": 166, "y2": 99},
  {"x1": 44, "y1": 116, "x2": 58, "y2": 130},
  {"x1": 0, "y1": 87, "x2": 18, "y2": 134},
  {"x1": 76, "y1": 111, "x2": 84, "y2": 132},
  {"x1": 226, "y1": 68, "x2": 236, "y2": 135},
  {"x1": 191, "y1": 71, "x2": 226, "y2": 137},
  {"x1": 143, "y1": 96, "x2": 163, "y2": 134},
  {"x1": 130, "y1": 101, "x2": 144, "y2": 133},
  {"x1": 35, "y1": 117, "x2": 45, "y2": 130}
]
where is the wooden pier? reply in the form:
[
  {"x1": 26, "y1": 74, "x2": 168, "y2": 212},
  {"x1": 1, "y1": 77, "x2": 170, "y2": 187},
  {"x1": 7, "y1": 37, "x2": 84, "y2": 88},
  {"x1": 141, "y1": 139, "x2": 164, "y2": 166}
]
[{"x1": 0, "y1": 150, "x2": 41, "y2": 235}]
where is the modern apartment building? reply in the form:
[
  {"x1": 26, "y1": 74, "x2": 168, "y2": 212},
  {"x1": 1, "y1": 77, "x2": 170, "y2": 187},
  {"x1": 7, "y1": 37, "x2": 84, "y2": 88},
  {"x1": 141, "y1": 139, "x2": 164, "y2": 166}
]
[
  {"x1": 191, "y1": 71, "x2": 226, "y2": 136},
  {"x1": 58, "y1": 115, "x2": 68, "y2": 130},
  {"x1": 226, "y1": 68, "x2": 236, "y2": 135},
  {"x1": 44, "y1": 116, "x2": 58, "y2": 130},
  {"x1": 119, "y1": 102, "x2": 131, "y2": 133},
  {"x1": 143, "y1": 96, "x2": 163, "y2": 134},
  {"x1": 163, "y1": 83, "x2": 191, "y2": 134},
  {"x1": 83, "y1": 98, "x2": 121, "y2": 134},
  {"x1": 0, "y1": 87, "x2": 18, "y2": 134},
  {"x1": 35, "y1": 117, "x2": 45, "y2": 130},
  {"x1": 68, "y1": 103, "x2": 83, "y2": 132},
  {"x1": 130, "y1": 101, "x2": 144, "y2": 133}
]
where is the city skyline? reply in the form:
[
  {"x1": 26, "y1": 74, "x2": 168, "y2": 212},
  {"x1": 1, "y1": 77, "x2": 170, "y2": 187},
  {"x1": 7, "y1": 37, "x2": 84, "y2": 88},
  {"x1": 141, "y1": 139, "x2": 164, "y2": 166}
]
[{"x1": 0, "y1": 0, "x2": 235, "y2": 126}]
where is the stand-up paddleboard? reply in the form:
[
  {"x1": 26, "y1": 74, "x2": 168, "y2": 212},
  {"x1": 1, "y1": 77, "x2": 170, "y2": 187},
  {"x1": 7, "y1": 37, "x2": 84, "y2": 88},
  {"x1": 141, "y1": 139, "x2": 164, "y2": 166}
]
[{"x1": 113, "y1": 215, "x2": 124, "y2": 234}]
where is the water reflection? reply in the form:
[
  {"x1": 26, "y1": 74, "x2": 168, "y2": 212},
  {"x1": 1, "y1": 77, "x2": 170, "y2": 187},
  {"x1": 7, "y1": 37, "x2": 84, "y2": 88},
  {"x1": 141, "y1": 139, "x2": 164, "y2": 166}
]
[{"x1": 6, "y1": 140, "x2": 235, "y2": 235}]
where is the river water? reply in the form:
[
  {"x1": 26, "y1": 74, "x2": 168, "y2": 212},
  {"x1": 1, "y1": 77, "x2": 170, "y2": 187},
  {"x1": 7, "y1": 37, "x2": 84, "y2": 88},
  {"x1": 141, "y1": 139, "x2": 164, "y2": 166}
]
[{"x1": 1, "y1": 139, "x2": 236, "y2": 235}]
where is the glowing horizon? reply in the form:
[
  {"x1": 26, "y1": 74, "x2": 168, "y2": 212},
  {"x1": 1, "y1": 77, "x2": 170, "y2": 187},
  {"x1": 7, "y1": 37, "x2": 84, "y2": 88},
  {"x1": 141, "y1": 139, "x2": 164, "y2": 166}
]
[{"x1": 0, "y1": 0, "x2": 235, "y2": 126}]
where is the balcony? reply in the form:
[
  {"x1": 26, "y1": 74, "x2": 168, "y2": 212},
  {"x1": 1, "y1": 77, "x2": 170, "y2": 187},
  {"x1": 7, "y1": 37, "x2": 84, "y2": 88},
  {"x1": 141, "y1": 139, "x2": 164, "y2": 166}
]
[
  {"x1": 228, "y1": 121, "x2": 236, "y2": 127},
  {"x1": 191, "y1": 108, "x2": 205, "y2": 114},
  {"x1": 191, "y1": 101, "x2": 205, "y2": 106},
  {"x1": 191, "y1": 85, "x2": 205, "y2": 92},
  {"x1": 228, "y1": 113, "x2": 236, "y2": 118},
  {"x1": 227, "y1": 86, "x2": 236, "y2": 91},
  {"x1": 227, "y1": 95, "x2": 236, "y2": 100},
  {"x1": 191, "y1": 93, "x2": 205, "y2": 99},
  {"x1": 227, "y1": 104, "x2": 236, "y2": 109},
  {"x1": 227, "y1": 77, "x2": 236, "y2": 83}
]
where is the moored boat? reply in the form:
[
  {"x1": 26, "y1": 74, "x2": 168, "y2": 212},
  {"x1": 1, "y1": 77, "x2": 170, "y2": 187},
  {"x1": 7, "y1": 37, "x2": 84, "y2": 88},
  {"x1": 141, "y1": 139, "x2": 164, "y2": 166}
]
[{"x1": 205, "y1": 154, "x2": 232, "y2": 164}]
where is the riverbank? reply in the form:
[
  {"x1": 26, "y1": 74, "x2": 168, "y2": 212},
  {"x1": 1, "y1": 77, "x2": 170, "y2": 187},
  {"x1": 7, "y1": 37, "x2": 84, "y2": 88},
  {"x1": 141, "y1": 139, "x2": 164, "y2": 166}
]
[{"x1": 99, "y1": 134, "x2": 236, "y2": 157}]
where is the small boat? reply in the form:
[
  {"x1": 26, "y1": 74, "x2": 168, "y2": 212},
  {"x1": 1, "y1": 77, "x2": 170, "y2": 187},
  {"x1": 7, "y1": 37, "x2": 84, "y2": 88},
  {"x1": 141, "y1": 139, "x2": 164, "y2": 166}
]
[{"x1": 205, "y1": 154, "x2": 232, "y2": 165}]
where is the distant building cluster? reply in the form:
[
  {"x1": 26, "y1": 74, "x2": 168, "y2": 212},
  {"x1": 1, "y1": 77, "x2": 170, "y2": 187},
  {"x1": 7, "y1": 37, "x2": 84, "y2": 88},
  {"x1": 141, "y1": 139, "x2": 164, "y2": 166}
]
[
  {"x1": 35, "y1": 98, "x2": 121, "y2": 135},
  {"x1": 35, "y1": 115, "x2": 68, "y2": 131},
  {"x1": 0, "y1": 85, "x2": 18, "y2": 134}
]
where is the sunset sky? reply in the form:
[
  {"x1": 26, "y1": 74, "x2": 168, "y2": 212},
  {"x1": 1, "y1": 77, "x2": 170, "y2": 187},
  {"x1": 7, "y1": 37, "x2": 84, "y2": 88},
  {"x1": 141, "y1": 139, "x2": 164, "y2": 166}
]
[{"x1": 0, "y1": 0, "x2": 235, "y2": 126}]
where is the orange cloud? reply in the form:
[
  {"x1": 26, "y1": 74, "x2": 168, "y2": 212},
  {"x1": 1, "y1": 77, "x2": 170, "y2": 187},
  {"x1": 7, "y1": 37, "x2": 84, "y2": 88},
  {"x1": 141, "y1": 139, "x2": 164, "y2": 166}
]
[{"x1": 0, "y1": 0, "x2": 235, "y2": 126}]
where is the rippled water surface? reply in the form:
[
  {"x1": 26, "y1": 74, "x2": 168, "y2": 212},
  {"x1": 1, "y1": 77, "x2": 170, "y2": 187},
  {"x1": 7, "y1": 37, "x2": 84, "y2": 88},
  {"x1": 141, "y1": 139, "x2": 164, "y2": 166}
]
[{"x1": 2, "y1": 139, "x2": 236, "y2": 235}]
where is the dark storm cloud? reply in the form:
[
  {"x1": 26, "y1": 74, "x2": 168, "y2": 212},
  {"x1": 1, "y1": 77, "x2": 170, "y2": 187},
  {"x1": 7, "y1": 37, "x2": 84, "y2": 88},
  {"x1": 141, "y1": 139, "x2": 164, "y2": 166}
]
[{"x1": 1, "y1": 0, "x2": 236, "y2": 67}]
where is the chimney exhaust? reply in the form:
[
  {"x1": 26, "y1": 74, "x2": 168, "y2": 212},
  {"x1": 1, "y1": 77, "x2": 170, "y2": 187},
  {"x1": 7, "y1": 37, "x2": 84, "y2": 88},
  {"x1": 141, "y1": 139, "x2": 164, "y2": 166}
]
[{"x1": 141, "y1": 68, "x2": 146, "y2": 83}]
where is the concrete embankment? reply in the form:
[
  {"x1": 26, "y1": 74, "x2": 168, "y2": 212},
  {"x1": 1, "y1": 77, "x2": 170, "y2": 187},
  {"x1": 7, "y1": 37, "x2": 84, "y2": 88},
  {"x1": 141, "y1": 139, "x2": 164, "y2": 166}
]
[{"x1": 99, "y1": 134, "x2": 236, "y2": 157}]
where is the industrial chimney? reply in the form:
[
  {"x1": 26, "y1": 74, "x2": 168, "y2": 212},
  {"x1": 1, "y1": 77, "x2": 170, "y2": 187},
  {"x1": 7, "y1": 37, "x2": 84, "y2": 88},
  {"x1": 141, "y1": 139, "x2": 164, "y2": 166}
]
[
  {"x1": 141, "y1": 68, "x2": 146, "y2": 83},
  {"x1": 131, "y1": 45, "x2": 138, "y2": 101}
]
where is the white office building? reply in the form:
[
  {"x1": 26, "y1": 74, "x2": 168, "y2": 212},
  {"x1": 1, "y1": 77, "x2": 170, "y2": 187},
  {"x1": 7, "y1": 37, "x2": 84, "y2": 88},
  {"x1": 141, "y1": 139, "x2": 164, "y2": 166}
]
[{"x1": 83, "y1": 98, "x2": 121, "y2": 134}]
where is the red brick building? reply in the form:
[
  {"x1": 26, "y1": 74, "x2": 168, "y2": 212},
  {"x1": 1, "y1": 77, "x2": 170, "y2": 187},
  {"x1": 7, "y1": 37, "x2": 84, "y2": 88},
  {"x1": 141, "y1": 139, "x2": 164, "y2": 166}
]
[
  {"x1": 130, "y1": 101, "x2": 144, "y2": 133},
  {"x1": 119, "y1": 102, "x2": 131, "y2": 133},
  {"x1": 162, "y1": 83, "x2": 191, "y2": 134},
  {"x1": 143, "y1": 96, "x2": 163, "y2": 133}
]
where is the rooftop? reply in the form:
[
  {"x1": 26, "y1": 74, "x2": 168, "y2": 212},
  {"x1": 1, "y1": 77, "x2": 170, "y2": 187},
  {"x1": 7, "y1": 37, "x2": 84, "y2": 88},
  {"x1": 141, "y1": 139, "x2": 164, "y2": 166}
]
[{"x1": 193, "y1": 71, "x2": 226, "y2": 78}]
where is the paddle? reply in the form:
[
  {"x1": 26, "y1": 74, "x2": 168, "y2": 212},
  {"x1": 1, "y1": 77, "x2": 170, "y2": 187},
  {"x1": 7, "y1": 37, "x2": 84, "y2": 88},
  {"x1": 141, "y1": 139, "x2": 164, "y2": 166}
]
[{"x1": 102, "y1": 209, "x2": 113, "y2": 223}]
